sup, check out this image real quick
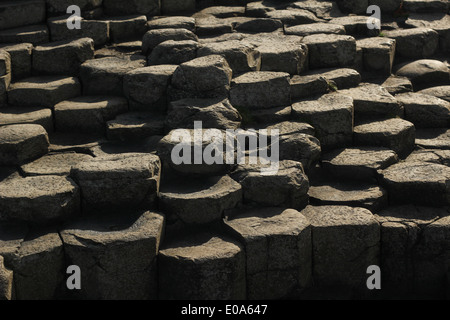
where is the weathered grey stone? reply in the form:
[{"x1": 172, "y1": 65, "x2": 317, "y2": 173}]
[
  {"x1": 357, "y1": 37, "x2": 396, "y2": 75},
  {"x1": 32, "y1": 38, "x2": 94, "y2": 76},
  {"x1": 309, "y1": 181, "x2": 388, "y2": 212},
  {"x1": 47, "y1": 17, "x2": 109, "y2": 47},
  {"x1": 354, "y1": 118, "x2": 415, "y2": 158},
  {"x1": 148, "y1": 40, "x2": 199, "y2": 66},
  {"x1": 406, "y1": 148, "x2": 450, "y2": 167},
  {"x1": 0, "y1": 0, "x2": 45, "y2": 30},
  {"x1": 231, "y1": 160, "x2": 310, "y2": 209},
  {"x1": 330, "y1": 15, "x2": 380, "y2": 36},
  {"x1": 159, "y1": 231, "x2": 246, "y2": 299},
  {"x1": 195, "y1": 22, "x2": 234, "y2": 37},
  {"x1": 0, "y1": 223, "x2": 28, "y2": 267},
  {"x1": 233, "y1": 17, "x2": 283, "y2": 33},
  {"x1": 230, "y1": 71, "x2": 291, "y2": 109},
  {"x1": 147, "y1": 16, "x2": 196, "y2": 31},
  {"x1": 0, "y1": 256, "x2": 13, "y2": 300},
  {"x1": 384, "y1": 28, "x2": 439, "y2": 58},
  {"x1": 379, "y1": 161, "x2": 450, "y2": 206},
  {"x1": 70, "y1": 153, "x2": 160, "y2": 213},
  {"x1": 48, "y1": 132, "x2": 103, "y2": 154},
  {"x1": 285, "y1": 23, "x2": 345, "y2": 36},
  {"x1": 0, "y1": 174, "x2": 80, "y2": 224},
  {"x1": 396, "y1": 92, "x2": 450, "y2": 128},
  {"x1": 103, "y1": 0, "x2": 160, "y2": 16},
  {"x1": 159, "y1": 175, "x2": 242, "y2": 225},
  {"x1": 197, "y1": 40, "x2": 261, "y2": 74},
  {"x1": 335, "y1": 0, "x2": 369, "y2": 14},
  {"x1": 45, "y1": 0, "x2": 102, "y2": 16},
  {"x1": 61, "y1": 211, "x2": 164, "y2": 300},
  {"x1": 264, "y1": 9, "x2": 322, "y2": 25},
  {"x1": 290, "y1": 74, "x2": 329, "y2": 99},
  {"x1": 0, "y1": 24, "x2": 49, "y2": 46},
  {"x1": 381, "y1": 75, "x2": 413, "y2": 95},
  {"x1": 303, "y1": 34, "x2": 356, "y2": 69},
  {"x1": 395, "y1": 59, "x2": 450, "y2": 89},
  {"x1": 292, "y1": 92, "x2": 354, "y2": 150},
  {"x1": 21, "y1": 152, "x2": 93, "y2": 176},
  {"x1": 416, "y1": 128, "x2": 450, "y2": 149},
  {"x1": 301, "y1": 205, "x2": 380, "y2": 290},
  {"x1": 54, "y1": 96, "x2": 128, "y2": 133},
  {"x1": 322, "y1": 147, "x2": 399, "y2": 180},
  {"x1": 262, "y1": 121, "x2": 316, "y2": 137},
  {"x1": 245, "y1": 1, "x2": 283, "y2": 17},
  {"x1": 107, "y1": 112, "x2": 166, "y2": 141},
  {"x1": 224, "y1": 207, "x2": 312, "y2": 299},
  {"x1": 418, "y1": 86, "x2": 450, "y2": 102},
  {"x1": 340, "y1": 83, "x2": 403, "y2": 121},
  {"x1": 0, "y1": 124, "x2": 49, "y2": 166},
  {"x1": 80, "y1": 56, "x2": 146, "y2": 96},
  {"x1": 109, "y1": 15, "x2": 147, "y2": 42},
  {"x1": 8, "y1": 76, "x2": 81, "y2": 108},
  {"x1": 124, "y1": 64, "x2": 177, "y2": 111},
  {"x1": 249, "y1": 106, "x2": 293, "y2": 124},
  {"x1": 0, "y1": 43, "x2": 32, "y2": 80},
  {"x1": 194, "y1": 6, "x2": 245, "y2": 19},
  {"x1": 305, "y1": 67, "x2": 362, "y2": 91},
  {"x1": 169, "y1": 55, "x2": 232, "y2": 101},
  {"x1": 255, "y1": 42, "x2": 308, "y2": 75},
  {"x1": 11, "y1": 229, "x2": 64, "y2": 300},
  {"x1": 166, "y1": 98, "x2": 241, "y2": 130},
  {"x1": 142, "y1": 28, "x2": 198, "y2": 55},
  {"x1": 287, "y1": 0, "x2": 344, "y2": 20},
  {"x1": 369, "y1": 0, "x2": 402, "y2": 12},
  {"x1": 374, "y1": 205, "x2": 445, "y2": 297},
  {"x1": 403, "y1": 0, "x2": 449, "y2": 13},
  {"x1": 0, "y1": 107, "x2": 53, "y2": 133}
]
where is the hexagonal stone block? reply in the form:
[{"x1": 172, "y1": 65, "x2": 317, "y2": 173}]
[
  {"x1": 0, "y1": 43, "x2": 32, "y2": 80},
  {"x1": 302, "y1": 34, "x2": 356, "y2": 69},
  {"x1": 0, "y1": 24, "x2": 49, "y2": 46},
  {"x1": 0, "y1": 256, "x2": 13, "y2": 300},
  {"x1": 32, "y1": 38, "x2": 94, "y2": 76},
  {"x1": 21, "y1": 152, "x2": 94, "y2": 177},
  {"x1": 10, "y1": 229, "x2": 64, "y2": 300},
  {"x1": 301, "y1": 205, "x2": 380, "y2": 290},
  {"x1": 329, "y1": 15, "x2": 380, "y2": 36},
  {"x1": 353, "y1": 118, "x2": 415, "y2": 158},
  {"x1": 384, "y1": 28, "x2": 439, "y2": 58},
  {"x1": 0, "y1": 124, "x2": 49, "y2": 166},
  {"x1": 419, "y1": 86, "x2": 450, "y2": 103},
  {"x1": 396, "y1": 92, "x2": 450, "y2": 128},
  {"x1": 357, "y1": 37, "x2": 396, "y2": 75},
  {"x1": 54, "y1": 96, "x2": 128, "y2": 134},
  {"x1": 8, "y1": 76, "x2": 81, "y2": 108},
  {"x1": 0, "y1": 107, "x2": 53, "y2": 133},
  {"x1": 106, "y1": 112, "x2": 166, "y2": 141},
  {"x1": 79, "y1": 56, "x2": 146, "y2": 96},
  {"x1": 147, "y1": 16, "x2": 196, "y2": 31},
  {"x1": 306, "y1": 67, "x2": 361, "y2": 90},
  {"x1": 379, "y1": 161, "x2": 450, "y2": 206},
  {"x1": 158, "y1": 231, "x2": 246, "y2": 299},
  {"x1": 0, "y1": 0, "x2": 46, "y2": 30},
  {"x1": 290, "y1": 74, "x2": 329, "y2": 100},
  {"x1": 292, "y1": 92, "x2": 354, "y2": 150},
  {"x1": 142, "y1": 28, "x2": 198, "y2": 55},
  {"x1": 381, "y1": 75, "x2": 413, "y2": 95},
  {"x1": 158, "y1": 175, "x2": 242, "y2": 226},
  {"x1": 415, "y1": 128, "x2": 450, "y2": 149},
  {"x1": 322, "y1": 147, "x2": 399, "y2": 180},
  {"x1": 309, "y1": 181, "x2": 388, "y2": 212},
  {"x1": 60, "y1": 211, "x2": 164, "y2": 300},
  {"x1": 255, "y1": 42, "x2": 308, "y2": 75},
  {"x1": 108, "y1": 15, "x2": 147, "y2": 42},
  {"x1": 339, "y1": 83, "x2": 403, "y2": 121},
  {"x1": 230, "y1": 71, "x2": 291, "y2": 110},
  {"x1": 148, "y1": 40, "x2": 199, "y2": 66},
  {"x1": 70, "y1": 153, "x2": 160, "y2": 213},
  {"x1": 231, "y1": 160, "x2": 310, "y2": 210},
  {"x1": 405, "y1": 148, "x2": 450, "y2": 166},
  {"x1": 285, "y1": 23, "x2": 346, "y2": 37},
  {"x1": 0, "y1": 175, "x2": 80, "y2": 224},
  {"x1": 224, "y1": 207, "x2": 312, "y2": 299},
  {"x1": 197, "y1": 40, "x2": 261, "y2": 74}
]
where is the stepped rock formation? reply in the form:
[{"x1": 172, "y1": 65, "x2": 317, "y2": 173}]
[{"x1": 0, "y1": 0, "x2": 449, "y2": 301}]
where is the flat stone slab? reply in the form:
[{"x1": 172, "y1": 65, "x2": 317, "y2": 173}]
[
  {"x1": 309, "y1": 181, "x2": 388, "y2": 212},
  {"x1": 0, "y1": 107, "x2": 53, "y2": 133},
  {"x1": 353, "y1": 118, "x2": 416, "y2": 158},
  {"x1": 158, "y1": 175, "x2": 242, "y2": 225},
  {"x1": 305, "y1": 67, "x2": 361, "y2": 90},
  {"x1": 415, "y1": 128, "x2": 450, "y2": 149},
  {"x1": 339, "y1": 83, "x2": 403, "y2": 121},
  {"x1": 224, "y1": 207, "x2": 312, "y2": 299},
  {"x1": 379, "y1": 161, "x2": 450, "y2": 206},
  {"x1": 290, "y1": 74, "x2": 328, "y2": 99},
  {"x1": 0, "y1": 24, "x2": 49, "y2": 46},
  {"x1": 381, "y1": 75, "x2": 413, "y2": 95},
  {"x1": 0, "y1": 42, "x2": 32, "y2": 80},
  {"x1": 357, "y1": 37, "x2": 396, "y2": 75},
  {"x1": 60, "y1": 211, "x2": 164, "y2": 299},
  {"x1": 148, "y1": 40, "x2": 199, "y2": 66},
  {"x1": 301, "y1": 205, "x2": 380, "y2": 289},
  {"x1": 229, "y1": 71, "x2": 291, "y2": 109},
  {"x1": 70, "y1": 153, "x2": 161, "y2": 213},
  {"x1": 8, "y1": 76, "x2": 81, "y2": 108},
  {"x1": 54, "y1": 96, "x2": 128, "y2": 133},
  {"x1": 396, "y1": 92, "x2": 450, "y2": 128},
  {"x1": 142, "y1": 28, "x2": 198, "y2": 55},
  {"x1": 418, "y1": 86, "x2": 450, "y2": 102},
  {"x1": 406, "y1": 149, "x2": 450, "y2": 167},
  {"x1": 384, "y1": 28, "x2": 439, "y2": 58},
  {"x1": 147, "y1": 16, "x2": 196, "y2": 31},
  {"x1": 231, "y1": 160, "x2": 310, "y2": 210},
  {"x1": 0, "y1": 174, "x2": 80, "y2": 224},
  {"x1": 47, "y1": 17, "x2": 108, "y2": 47},
  {"x1": 21, "y1": 152, "x2": 94, "y2": 177},
  {"x1": 292, "y1": 92, "x2": 354, "y2": 150},
  {"x1": 285, "y1": 23, "x2": 345, "y2": 36},
  {"x1": 107, "y1": 112, "x2": 166, "y2": 141},
  {"x1": 158, "y1": 231, "x2": 246, "y2": 300},
  {"x1": 0, "y1": 124, "x2": 49, "y2": 166},
  {"x1": 322, "y1": 147, "x2": 399, "y2": 180}
]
